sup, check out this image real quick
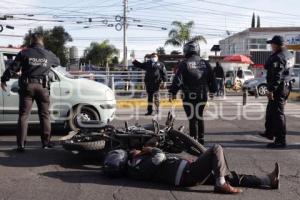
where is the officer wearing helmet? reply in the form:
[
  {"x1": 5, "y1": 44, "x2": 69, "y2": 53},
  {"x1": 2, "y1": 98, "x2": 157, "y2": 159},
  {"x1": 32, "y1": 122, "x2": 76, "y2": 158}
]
[
  {"x1": 259, "y1": 35, "x2": 294, "y2": 148},
  {"x1": 169, "y1": 41, "x2": 216, "y2": 145}
]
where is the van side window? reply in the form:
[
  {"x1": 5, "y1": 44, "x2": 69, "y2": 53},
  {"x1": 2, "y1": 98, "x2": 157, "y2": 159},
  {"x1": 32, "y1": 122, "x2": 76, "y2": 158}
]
[{"x1": 49, "y1": 70, "x2": 59, "y2": 82}]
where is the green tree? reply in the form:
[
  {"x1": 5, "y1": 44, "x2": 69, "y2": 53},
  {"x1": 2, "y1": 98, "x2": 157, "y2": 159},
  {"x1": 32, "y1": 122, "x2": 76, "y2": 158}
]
[
  {"x1": 251, "y1": 13, "x2": 256, "y2": 28},
  {"x1": 165, "y1": 21, "x2": 206, "y2": 47},
  {"x1": 84, "y1": 40, "x2": 119, "y2": 68},
  {"x1": 257, "y1": 15, "x2": 261, "y2": 28},
  {"x1": 111, "y1": 56, "x2": 119, "y2": 66},
  {"x1": 23, "y1": 26, "x2": 72, "y2": 66},
  {"x1": 156, "y1": 46, "x2": 166, "y2": 55}
]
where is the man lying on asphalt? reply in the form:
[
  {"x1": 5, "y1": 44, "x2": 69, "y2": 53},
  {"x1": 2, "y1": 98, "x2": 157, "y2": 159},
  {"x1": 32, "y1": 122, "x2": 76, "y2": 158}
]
[{"x1": 105, "y1": 145, "x2": 280, "y2": 195}]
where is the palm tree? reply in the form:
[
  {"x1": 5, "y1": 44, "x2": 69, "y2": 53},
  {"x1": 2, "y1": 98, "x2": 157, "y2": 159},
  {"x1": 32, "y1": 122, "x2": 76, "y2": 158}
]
[{"x1": 165, "y1": 21, "x2": 206, "y2": 48}]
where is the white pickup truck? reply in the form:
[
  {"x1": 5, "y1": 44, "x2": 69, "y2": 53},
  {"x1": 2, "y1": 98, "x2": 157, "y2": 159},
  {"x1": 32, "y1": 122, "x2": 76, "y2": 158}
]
[{"x1": 0, "y1": 48, "x2": 116, "y2": 131}]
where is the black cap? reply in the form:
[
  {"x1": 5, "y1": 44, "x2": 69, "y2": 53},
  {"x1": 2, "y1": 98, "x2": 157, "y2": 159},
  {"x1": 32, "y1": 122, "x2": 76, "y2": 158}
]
[{"x1": 266, "y1": 35, "x2": 284, "y2": 46}]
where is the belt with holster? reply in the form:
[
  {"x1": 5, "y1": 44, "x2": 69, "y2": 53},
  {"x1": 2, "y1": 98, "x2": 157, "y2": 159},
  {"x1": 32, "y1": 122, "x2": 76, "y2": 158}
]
[
  {"x1": 28, "y1": 78, "x2": 43, "y2": 84},
  {"x1": 20, "y1": 76, "x2": 49, "y2": 89}
]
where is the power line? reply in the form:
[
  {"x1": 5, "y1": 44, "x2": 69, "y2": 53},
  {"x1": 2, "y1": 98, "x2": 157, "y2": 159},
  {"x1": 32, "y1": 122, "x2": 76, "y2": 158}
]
[{"x1": 198, "y1": 0, "x2": 300, "y2": 18}]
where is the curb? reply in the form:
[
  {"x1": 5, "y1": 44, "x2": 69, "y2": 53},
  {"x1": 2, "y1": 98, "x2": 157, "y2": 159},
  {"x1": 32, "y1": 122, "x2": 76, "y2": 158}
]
[{"x1": 117, "y1": 99, "x2": 183, "y2": 109}]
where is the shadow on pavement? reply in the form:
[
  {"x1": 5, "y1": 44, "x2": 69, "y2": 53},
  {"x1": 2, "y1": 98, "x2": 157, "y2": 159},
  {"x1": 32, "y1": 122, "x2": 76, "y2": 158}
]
[
  {"x1": 206, "y1": 140, "x2": 300, "y2": 150},
  {"x1": 207, "y1": 131, "x2": 300, "y2": 136},
  {"x1": 0, "y1": 125, "x2": 67, "y2": 136},
  {"x1": 0, "y1": 148, "x2": 104, "y2": 170},
  {"x1": 41, "y1": 170, "x2": 213, "y2": 194}
]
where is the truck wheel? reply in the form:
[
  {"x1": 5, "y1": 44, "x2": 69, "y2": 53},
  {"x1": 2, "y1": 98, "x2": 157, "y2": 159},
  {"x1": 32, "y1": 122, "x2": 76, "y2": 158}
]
[
  {"x1": 67, "y1": 105, "x2": 100, "y2": 131},
  {"x1": 258, "y1": 84, "x2": 268, "y2": 96},
  {"x1": 62, "y1": 139, "x2": 105, "y2": 151},
  {"x1": 167, "y1": 129, "x2": 207, "y2": 156}
]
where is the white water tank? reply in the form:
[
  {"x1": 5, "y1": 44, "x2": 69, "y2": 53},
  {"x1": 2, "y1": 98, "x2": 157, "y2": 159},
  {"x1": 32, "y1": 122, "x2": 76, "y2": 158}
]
[{"x1": 69, "y1": 46, "x2": 79, "y2": 60}]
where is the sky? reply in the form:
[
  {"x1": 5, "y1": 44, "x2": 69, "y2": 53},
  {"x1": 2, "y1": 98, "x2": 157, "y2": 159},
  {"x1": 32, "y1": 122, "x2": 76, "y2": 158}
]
[{"x1": 1, "y1": 0, "x2": 300, "y2": 60}]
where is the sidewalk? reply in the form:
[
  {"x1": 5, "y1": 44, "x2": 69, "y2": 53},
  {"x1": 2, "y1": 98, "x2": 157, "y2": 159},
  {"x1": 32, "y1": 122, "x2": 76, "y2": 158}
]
[
  {"x1": 117, "y1": 98, "x2": 182, "y2": 109},
  {"x1": 116, "y1": 91, "x2": 300, "y2": 109}
]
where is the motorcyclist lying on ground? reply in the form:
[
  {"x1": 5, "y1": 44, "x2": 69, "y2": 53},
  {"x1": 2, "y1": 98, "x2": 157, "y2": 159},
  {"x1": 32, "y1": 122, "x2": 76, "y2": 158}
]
[{"x1": 104, "y1": 144, "x2": 280, "y2": 195}]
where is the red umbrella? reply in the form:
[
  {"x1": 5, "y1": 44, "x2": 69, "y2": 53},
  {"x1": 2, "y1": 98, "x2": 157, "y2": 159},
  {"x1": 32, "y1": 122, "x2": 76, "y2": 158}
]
[{"x1": 223, "y1": 55, "x2": 254, "y2": 64}]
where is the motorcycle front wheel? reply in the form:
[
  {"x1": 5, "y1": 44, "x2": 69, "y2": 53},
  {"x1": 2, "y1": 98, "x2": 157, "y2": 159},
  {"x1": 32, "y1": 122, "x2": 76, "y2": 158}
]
[{"x1": 167, "y1": 129, "x2": 207, "y2": 156}]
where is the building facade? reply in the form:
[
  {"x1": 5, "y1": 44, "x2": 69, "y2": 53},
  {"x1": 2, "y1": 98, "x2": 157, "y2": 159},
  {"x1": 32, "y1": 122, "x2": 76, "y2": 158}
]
[{"x1": 219, "y1": 27, "x2": 300, "y2": 67}]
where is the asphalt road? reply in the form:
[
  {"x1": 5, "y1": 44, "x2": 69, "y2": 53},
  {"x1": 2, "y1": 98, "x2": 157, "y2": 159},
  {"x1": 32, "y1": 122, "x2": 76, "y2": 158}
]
[{"x1": 0, "y1": 96, "x2": 300, "y2": 200}]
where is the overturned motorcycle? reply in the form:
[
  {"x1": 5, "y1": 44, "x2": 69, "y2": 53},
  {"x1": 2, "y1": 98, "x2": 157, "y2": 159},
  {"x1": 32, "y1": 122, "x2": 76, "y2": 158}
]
[{"x1": 60, "y1": 112, "x2": 206, "y2": 156}]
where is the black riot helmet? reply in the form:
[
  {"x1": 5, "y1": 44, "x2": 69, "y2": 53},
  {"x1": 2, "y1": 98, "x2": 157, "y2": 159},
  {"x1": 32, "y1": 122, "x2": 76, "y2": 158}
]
[
  {"x1": 183, "y1": 41, "x2": 200, "y2": 57},
  {"x1": 103, "y1": 149, "x2": 128, "y2": 178}
]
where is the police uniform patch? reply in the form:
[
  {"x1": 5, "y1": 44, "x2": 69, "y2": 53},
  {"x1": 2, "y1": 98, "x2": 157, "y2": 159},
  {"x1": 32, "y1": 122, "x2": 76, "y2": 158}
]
[
  {"x1": 187, "y1": 61, "x2": 197, "y2": 69},
  {"x1": 29, "y1": 58, "x2": 48, "y2": 67},
  {"x1": 273, "y1": 62, "x2": 280, "y2": 68}
]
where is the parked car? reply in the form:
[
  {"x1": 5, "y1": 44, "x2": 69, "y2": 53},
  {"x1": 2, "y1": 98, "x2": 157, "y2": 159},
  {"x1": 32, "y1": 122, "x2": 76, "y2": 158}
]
[
  {"x1": 243, "y1": 68, "x2": 300, "y2": 96},
  {"x1": 243, "y1": 76, "x2": 268, "y2": 96},
  {"x1": 0, "y1": 50, "x2": 116, "y2": 131},
  {"x1": 225, "y1": 69, "x2": 255, "y2": 90}
]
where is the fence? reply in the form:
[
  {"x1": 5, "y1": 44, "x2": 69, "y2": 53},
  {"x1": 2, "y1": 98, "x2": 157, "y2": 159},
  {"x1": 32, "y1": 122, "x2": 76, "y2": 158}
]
[{"x1": 69, "y1": 71, "x2": 175, "y2": 97}]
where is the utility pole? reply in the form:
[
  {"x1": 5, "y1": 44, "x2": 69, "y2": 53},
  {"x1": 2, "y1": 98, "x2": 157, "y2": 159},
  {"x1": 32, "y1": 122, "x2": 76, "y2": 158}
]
[{"x1": 123, "y1": 0, "x2": 128, "y2": 70}]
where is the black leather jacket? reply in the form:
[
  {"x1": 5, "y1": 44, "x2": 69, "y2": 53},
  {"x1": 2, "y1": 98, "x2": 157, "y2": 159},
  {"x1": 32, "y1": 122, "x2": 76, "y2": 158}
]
[
  {"x1": 127, "y1": 148, "x2": 185, "y2": 185},
  {"x1": 133, "y1": 60, "x2": 167, "y2": 85},
  {"x1": 169, "y1": 54, "x2": 217, "y2": 100},
  {"x1": 264, "y1": 48, "x2": 293, "y2": 92},
  {"x1": 213, "y1": 65, "x2": 225, "y2": 79}
]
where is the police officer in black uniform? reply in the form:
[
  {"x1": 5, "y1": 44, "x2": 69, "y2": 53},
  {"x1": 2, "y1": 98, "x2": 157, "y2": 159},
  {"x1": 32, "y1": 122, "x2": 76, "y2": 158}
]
[
  {"x1": 169, "y1": 41, "x2": 216, "y2": 145},
  {"x1": 133, "y1": 53, "x2": 168, "y2": 115},
  {"x1": 259, "y1": 35, "x2": 293, "y2": 148},
  {"x1": 0, "y1": 33, "x2": 60, "y2": 152}
]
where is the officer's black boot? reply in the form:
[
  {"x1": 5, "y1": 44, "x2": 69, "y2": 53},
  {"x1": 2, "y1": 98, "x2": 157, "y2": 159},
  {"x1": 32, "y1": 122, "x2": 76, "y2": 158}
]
[
  {"x1": 16, "y1": 141, "x2": 26, "y2": 152},
  {"x1": 42, "y1": 135, "x2": 55, "y2": 149},
  {"x1": 145, "y1": 105, "x2": 153, "y2": 116},
  {"x1": 42, "y1": 141, "x2": 55, "y2": 149},
  {"x1": 16, "y1": 145, "x2": 25, "y2": 152}
]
